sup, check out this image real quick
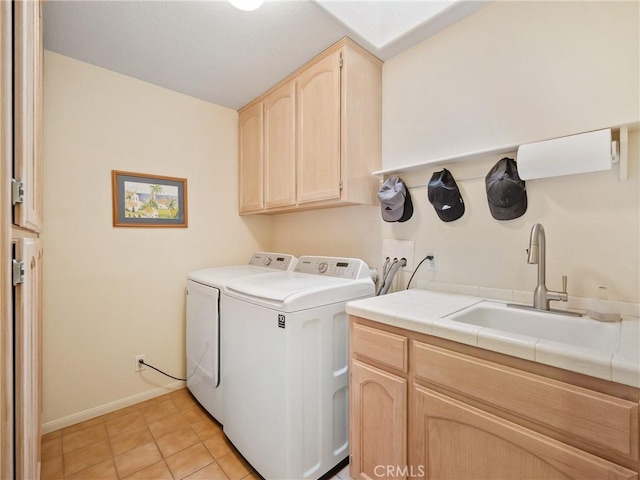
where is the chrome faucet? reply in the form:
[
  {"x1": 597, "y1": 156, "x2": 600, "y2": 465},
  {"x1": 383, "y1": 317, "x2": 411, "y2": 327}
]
[{"x1": 527, "y1": 223, "x2": 568, "y2": 310}]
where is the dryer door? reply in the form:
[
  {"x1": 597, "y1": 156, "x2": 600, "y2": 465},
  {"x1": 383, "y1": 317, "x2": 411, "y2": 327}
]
[{"x1": 186, "y1": 280, "x2": 221, "y2": 419}]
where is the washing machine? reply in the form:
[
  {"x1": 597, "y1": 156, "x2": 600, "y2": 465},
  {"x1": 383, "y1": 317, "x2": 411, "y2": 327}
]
[
  {"x1": 221, "y1": 256, "x2": 375, "y2": 480},
  {"x1": 186, "y1": 252, "x2": 296, "y2": 424}
]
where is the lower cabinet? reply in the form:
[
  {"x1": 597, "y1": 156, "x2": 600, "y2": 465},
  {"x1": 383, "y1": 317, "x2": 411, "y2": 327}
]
[
  {"x1": 349, "y1": 316, "x2": 640, "y2": 480},
  {"x1": 350, "y1": 360, "x2": 407, "y2": 480},
  {"x1": 412, "y1": 384, "x2": 636, "y2": 480}
]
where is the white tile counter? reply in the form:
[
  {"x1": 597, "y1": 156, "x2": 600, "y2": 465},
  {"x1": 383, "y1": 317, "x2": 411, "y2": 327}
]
[{"x1": 346, "y1": 289, "x2": 640, "y2": 388}]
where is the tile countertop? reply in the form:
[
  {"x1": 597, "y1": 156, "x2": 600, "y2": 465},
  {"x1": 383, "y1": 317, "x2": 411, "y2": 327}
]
[{"x1": 346, "y1": 289, "x2": 640, "y2": 388}]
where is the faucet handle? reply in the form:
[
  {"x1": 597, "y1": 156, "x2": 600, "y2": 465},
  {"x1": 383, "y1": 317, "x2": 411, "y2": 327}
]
[{"x1": 562, "y1": 275, "x2": 567, "y2": 293}]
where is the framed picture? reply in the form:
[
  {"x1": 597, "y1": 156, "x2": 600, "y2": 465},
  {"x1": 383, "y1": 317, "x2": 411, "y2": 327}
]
[{"x1": 112, "y1": 170, "x2": 188, "y2": 227}]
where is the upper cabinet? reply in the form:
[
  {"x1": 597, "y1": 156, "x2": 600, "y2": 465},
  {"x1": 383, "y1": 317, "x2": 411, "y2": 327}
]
[
  {"x1": 264, "y1": 80, "x2": 296, "y2": 210},
  {"x1": 237, "y1": 37, "x2": 382, "y2": 215},
  {"x1": 238, "y1": 102, "x2": 264, "y2": 214},
  {"x1": 296, "y1": 50, "x2": 341, "y2": 205},
  {"x1": 13, "y1": 0, "x2": 44, "y2": 232}
]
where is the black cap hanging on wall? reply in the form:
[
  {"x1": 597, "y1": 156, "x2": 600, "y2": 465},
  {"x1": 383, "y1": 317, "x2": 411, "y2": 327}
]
[
  {"x1": 485, "y1": 157, "x2": 527, "y2": 220},
  {"x1": 427, "y1": 169, "x2": 465, "y2": 222},
  {"x1": 378, "y1": 176, "x2": 413, "y2": 222}
]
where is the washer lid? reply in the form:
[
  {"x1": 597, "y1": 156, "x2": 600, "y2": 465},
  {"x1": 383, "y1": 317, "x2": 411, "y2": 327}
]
[
  {"x1": 187, "y1": 252, "x2": 297, "y2": 287},
  {"x1": 224, "y1": 271, "x2": 374, "y2": 312},
  {"x1": 188, "y1": 265, "x2": 278, "y2": 287}
]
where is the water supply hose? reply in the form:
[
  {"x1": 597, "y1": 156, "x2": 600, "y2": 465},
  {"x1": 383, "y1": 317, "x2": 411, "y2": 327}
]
[{"x1": 377, "y1": 258, "x2": 407, "y2": 296}]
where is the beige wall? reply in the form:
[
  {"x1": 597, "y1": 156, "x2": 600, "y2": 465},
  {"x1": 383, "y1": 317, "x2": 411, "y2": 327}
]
[
  {"x1": 42, "y1": 52, "x2": 271, "y2": 427},
  {"x1": 271, "y1": 1, "x2": 640, "y2": 302},
  {"x1": 382, "y1": 1, "x2": 639, "y2": 169}
]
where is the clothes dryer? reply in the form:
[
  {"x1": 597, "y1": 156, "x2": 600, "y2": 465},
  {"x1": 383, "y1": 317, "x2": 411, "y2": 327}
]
[
  {"x1": 222, "y1": 256, "x2": 374, "y2": 479},
  {"x1": 186, "y1": 252, "x2": 296, "y2": 424}
]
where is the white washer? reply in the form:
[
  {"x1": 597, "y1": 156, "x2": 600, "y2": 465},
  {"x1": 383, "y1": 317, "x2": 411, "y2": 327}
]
[
  {"x1": 222, "y1": 256, "x2": 374, "y2": 480},
  {"x1": 186, "y1": 252, "x2": 296, "y2": 424}
]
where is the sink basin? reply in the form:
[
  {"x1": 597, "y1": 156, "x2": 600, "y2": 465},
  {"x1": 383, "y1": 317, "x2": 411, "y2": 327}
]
[{"x1": 445, "y1": 301, "x2": 619, "y2": 353}]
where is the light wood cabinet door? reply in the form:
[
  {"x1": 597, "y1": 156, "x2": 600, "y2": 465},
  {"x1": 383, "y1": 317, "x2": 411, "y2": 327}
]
[
  {"x1": 350, "y1": 360, "x2": 407, "y2": 480},
  {"x1": 264, "y1": 81, "x2": 296, "y2": 209},
  {"x1": 14, "y1": 237, "x2": 43, "y2": 480},
  {"x1": 238, "y1": 102, "x2": 264, "y2": 213},
  {"x1": 296, "y1": 49, "x2": 341, "y2": 205},
  {"x1": 13, "y1": 0, "x2": 43, "y2": 232},
  {"x1": 411, "y1": 384, "x2": 637, "y2": 480}
]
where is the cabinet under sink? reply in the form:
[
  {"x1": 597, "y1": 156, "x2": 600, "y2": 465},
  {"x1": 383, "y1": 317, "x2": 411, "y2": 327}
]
[{"x1": 349, "y1": 316, "x2": 639, "y2": 480}]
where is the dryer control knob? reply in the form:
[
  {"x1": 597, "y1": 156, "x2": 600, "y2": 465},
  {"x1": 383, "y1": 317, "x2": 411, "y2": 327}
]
[
  {"x1": 263, "y1": 258, "x2": 272, "y2": 266},
  {"x1": 318, "y1": 262, "x2": 328, "y2": 273}
]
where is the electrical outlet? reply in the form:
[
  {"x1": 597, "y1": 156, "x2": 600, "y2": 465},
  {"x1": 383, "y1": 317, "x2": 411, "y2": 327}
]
[
  {"x1": 382, "y1": 239, "x2": 415, "y2": 270},
  {"x1": 425, "y1": 253, "x2": 437, "y2": 272},
  {"x1": 134, "y1": 354, "x2": 146, "y2": 372}
]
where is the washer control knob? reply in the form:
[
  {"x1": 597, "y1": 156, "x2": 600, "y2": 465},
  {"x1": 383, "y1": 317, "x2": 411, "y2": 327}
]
[
  {"x1": 318, "y1": 262, "x2": 328, "y2": 274},
  {"x1": 263, "y1": 257, "x2": 272, "y2": 266}
]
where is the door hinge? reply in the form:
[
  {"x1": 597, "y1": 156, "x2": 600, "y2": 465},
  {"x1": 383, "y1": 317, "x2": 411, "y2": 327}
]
[
  {"x1": 339, "y1": 180, "x2": 343, "y2": 190},
  {"x1": 11, "y1": 179, "x2": 24, "y2": 205},
  {"x1": 339, "y1": 56, "x2": 343, "y2": 68},
  {"x1": 12, "y1": 259, "x2": 25, "y2": 286}
]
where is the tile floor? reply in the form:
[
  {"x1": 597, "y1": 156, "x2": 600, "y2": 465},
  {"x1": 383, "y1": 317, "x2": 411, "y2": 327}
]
[{"x1": 40, "y1": 388, "x2": 352, "y2": 480}]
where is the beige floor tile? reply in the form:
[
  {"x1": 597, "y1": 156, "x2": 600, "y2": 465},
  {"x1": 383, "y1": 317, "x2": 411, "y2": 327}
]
[
  {"x1": 202, "y1": 434, "x2": 232, "y2": 460},
  {"x1": 63, "y1": 438, "x2": 112, "y2": 476},
  {"x1": 62, "y1": 415, "x2": 107, "y2": 436},
  {"x1": 156, "y1": 426, "x2": 200, "y2": 458},
  {"x1": 185, "y1": 461, "x2": 230, "y2": 480},
  {"x1": 40, "y1": 456, "x2": 63, "y2": 480},
  {"x1": 122, "y1": 460, "x2": 174, "y2": 480},
  {"x1": 170, "y1": 389, "x2": 198, "y2": 411},
  {"x1": 241, "y1": 474, "x2": 260, "y2": 480},
  {"x1": 148, "y1": 411, "x2": 190, "y2": 439},
  {"x1": 181, "y1": 405, "x2": 210, "y2": 424},
  {"x1": 140, "y1": 399, "x2": 179, "y2": 423},
  {"x1": 114, "y1": 442, "x2": 162, "y2": 478},
  {"x1": 66, "y1": 459, "x2": 118, "y2": 480},
  {"x1": 105, "y1": 411, "x2": 146, "y2": 437},
  {"x1": 217, "y1": 453, "x2": 251, "y2": 480},
  {"x1": 41, "y1": 430, "x2": 61, "y2": 443},
  {"x1": 63, "y1": 423, "x2": 108, "y2": 453},
  {"x1": 191, "y1": 419, "x2": 222, "y2": 440},
  {"x1": 109, "y1": 424, "x2": 154, "y2": 456},
  {"x1": 41, "y1": 436, "x2": 62, "y2": 462},
  {"x1": 166, "y1": 442, "x2": 214, "y2": 479}
]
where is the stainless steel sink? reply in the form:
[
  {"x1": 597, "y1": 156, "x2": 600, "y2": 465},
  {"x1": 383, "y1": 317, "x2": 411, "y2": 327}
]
[{"x1": 445, "y1": 301, "x2": 619, "y2": 353}]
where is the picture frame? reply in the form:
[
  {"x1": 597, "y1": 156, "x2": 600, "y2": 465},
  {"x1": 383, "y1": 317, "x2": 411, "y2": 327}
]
[{"x1": 112, "y1": 170, "x2": 188, "y2": 228}]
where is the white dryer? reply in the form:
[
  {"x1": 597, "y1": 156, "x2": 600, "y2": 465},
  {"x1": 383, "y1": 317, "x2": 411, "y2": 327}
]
[
  {"x1": 186, "y1": 252, "x2": 296, "y2": 424},
  {"x1": 222, "y1": 256, "x2": 374, "y2": 480}
]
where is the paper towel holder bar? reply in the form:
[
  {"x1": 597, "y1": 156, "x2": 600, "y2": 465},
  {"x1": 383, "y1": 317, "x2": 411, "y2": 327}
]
[{"x1": 373, "y1": 123, "x2": 634, "y2": 181}]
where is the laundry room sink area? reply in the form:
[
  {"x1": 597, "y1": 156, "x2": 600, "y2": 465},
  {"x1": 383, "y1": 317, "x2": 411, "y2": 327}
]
[
  {"x1": 346, "y1": 288, "x2": 640, "y2": 386},
  {"x1": 445, "y1": 301, "x2": 619, "y2": 353}
]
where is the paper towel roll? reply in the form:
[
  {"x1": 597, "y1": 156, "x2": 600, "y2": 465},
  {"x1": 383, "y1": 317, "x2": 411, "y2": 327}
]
[{"x1": 517, "y1": 128, "x2": 613, "y2": 180}]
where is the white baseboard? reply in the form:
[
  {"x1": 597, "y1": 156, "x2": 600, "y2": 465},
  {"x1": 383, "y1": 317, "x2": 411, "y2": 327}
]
[{"x1": 41, "y1": 381, "x2": 185, "y2": 434}]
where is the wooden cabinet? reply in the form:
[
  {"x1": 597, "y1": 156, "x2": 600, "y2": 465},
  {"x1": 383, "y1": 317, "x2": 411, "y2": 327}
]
[
  {"x1": 1, "y1": 1, "x2": 44, "y2": 478},
  {"x1": 296, "y1": 50, "x2": 341, "y2": 204},
  {"x1": 237, "y1": 37, "x2": 382, "y2": 215},
  {"x1": 349, "y1": 317, "x2": 640, "y2": 480},
  {"x1": 412, "y1": 385, "x2": 636, "y2": 480},
  {"x1": 264, "y1": 81, "x2": 296, "y2": 209},
  {"x1": 13, "y1": 0, "x2": 44, "y2": 232},
  {"x1": 350, "y1": 360, "x2": 407, "y2": 480},
  {"x1": 238, "y1": 102, "x2": 264, "y2": 213},
  {"x1": 350, "y1": 323, "x2": 409, "y2": 480},
  {"x1": 14, "y1": 238, "x2": 43, "y2": 480}
]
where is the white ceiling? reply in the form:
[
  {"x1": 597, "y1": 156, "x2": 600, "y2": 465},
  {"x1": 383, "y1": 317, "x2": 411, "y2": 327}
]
[{"x1": 43, "y1": 0, "x2": 486, "y2": 110}]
